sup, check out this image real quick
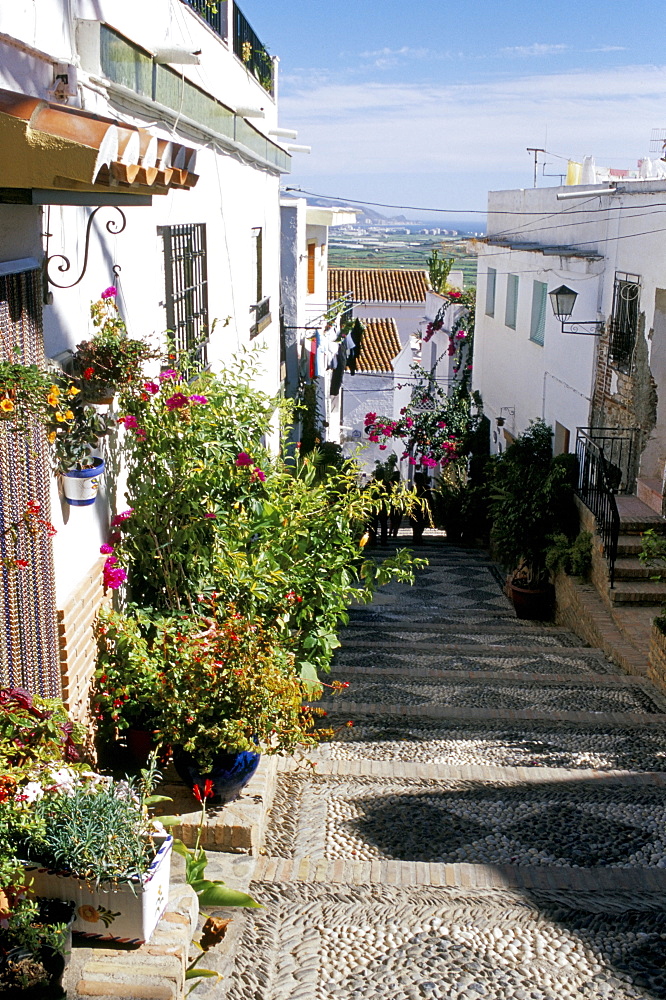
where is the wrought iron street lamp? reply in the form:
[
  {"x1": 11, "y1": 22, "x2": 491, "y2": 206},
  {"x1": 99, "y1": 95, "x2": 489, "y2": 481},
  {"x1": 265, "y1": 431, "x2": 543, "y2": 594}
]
[{"x1": 548, "y1": 284, "x2": 604, "y2": 335}]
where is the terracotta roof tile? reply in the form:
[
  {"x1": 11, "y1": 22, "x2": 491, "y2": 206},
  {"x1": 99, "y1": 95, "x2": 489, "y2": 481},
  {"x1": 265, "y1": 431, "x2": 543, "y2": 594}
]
[
  {"x1": 356, "y1": 318, "x2": 402, "y2": 372},
  {"x1": 329, "y1": 267, "x2": 430, "y2": 304}
]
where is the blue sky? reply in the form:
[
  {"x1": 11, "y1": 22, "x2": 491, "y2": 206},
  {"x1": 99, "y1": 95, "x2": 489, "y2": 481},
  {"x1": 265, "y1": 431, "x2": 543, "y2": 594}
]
[{"x1": 238, "y1": 0, "x2": 666, "y2": 217}]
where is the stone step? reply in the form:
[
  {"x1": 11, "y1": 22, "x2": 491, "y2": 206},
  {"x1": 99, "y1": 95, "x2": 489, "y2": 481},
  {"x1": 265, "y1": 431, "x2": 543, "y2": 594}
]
[
  {"x1": 616, "y1": 495, "x2": 666, "y2": 534},
  {"x1": 613, "y1": 556, "x2": 666, "y2": 580},
  {"x1": 609, "y1": 580, "x2": 666, "y2": 604},
  {"x1": 637, "y1": 476, "x2": 664, "y2": 515},
  {"x1": 317, "y1": 713, "x2": 666, "y2": 772},
  {"x1": 333, "y1": 647, "x2": 614, "y2": 676},
  {"x1": 617, "y1": 533, "x2": 644, "y2": 556}
]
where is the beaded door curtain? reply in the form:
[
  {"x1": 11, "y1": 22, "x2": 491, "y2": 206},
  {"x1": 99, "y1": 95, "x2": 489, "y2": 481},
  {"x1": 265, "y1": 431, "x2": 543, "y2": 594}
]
[{"x1": 0, "y1": 268, "x2": 60, "y2": 696}]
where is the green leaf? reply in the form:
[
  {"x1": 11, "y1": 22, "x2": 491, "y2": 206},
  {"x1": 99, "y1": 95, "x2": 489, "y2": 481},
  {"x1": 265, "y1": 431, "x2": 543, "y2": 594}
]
[
  {"x1": 196, "y1": 881, "x2": 262, "y2": 907},
  {"x1": 145, "y1": 794, "x2": 173, "y2": 806},
  {"x1": 171, "y1": 839, "x2": 191, "y2": 859},
  {"x1": 186, "y1": 968, "x2": 221, "y2": 980},
  {"x1": 155, "y1": 815, "x2": 180, "y2": 827}
]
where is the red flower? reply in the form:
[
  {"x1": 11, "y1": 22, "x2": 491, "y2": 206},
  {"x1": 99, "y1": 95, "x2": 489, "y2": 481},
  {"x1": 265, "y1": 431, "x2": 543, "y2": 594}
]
[{"x1": 83, "y1": 367, "x2": 95, "y2": 380}]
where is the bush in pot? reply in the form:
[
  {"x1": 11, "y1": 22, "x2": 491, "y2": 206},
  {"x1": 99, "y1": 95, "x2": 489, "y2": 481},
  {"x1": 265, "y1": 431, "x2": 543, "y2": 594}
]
[
  {"x1": 489, "y1": 419, "x2": 577, "y2": 615},
  {"x1": 0, "y1": 893, "x2": 75, "y2": 998}
]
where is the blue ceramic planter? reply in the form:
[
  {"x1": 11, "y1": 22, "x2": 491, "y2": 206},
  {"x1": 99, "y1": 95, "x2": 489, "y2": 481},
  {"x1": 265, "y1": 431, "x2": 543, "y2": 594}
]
[
  {"x1": 62, "y1": 458, "x2": 105, "y2": 507},
  {"x1": 173, "y1": 749, "x2": 261, "y2": 805}
]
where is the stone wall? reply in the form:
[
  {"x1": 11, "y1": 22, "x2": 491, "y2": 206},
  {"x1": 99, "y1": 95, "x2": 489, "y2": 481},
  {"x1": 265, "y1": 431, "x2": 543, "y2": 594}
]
[
  {"x1": 57, "y1": 558, "x2": 109, "y2": 724},
  {"x1": 648, "y1": 622, "x2": 666, "y2": 694}
]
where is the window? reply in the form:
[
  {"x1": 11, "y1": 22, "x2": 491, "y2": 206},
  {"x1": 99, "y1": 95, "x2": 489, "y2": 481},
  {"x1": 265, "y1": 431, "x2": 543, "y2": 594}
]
[
  {"x1": 307, "y1": 242, "x2": 316, "y2": 295},
  {"x1": 160, "y1": 224, "x2": 209, "y2": 368},
  {"x1": 505, "y1": 274, "x2": 519, "y2": 329},
  {"x1": 609, "y1": 271, "x2": 640, "y2": 372},
  {"x1": 529, "y1": 280, "x2": 547, "y2": 345},
  {"x1": 250, "y1": 227, "x2": 271, "y2": 339},
  {"x1": 0, "y1": 266, "x2": 59, "y2": 695},
  {"x1": 485, "y1": 267, "x2": 496, "y2": 317}
]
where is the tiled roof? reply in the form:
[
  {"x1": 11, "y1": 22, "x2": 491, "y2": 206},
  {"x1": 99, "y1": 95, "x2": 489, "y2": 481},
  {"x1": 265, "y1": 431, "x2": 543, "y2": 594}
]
[
  {"x1": 329, "y1": 268, "x2": 430, "y2": 304},
  {"x1": 356, "y1": 318, "x2": 402, "y2": 372}
]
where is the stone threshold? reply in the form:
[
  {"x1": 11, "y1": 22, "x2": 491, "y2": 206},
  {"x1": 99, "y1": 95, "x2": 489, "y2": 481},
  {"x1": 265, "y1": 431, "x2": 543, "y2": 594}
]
[
  {"x1": 252, "y1": 855, "x2": 666, "y2": 891},
  {"x1": 339, "y1": 641, "x2": 602, "y2": 655},
  {"x1": 332, "y1": 667, "x2": 636, "y2": 686},
  {"x1": 277, "y1": 756, "x2": 666, "y2": 785},
  {"x1": 316, "y1": 700, "x2": 666, "y2": 727}
]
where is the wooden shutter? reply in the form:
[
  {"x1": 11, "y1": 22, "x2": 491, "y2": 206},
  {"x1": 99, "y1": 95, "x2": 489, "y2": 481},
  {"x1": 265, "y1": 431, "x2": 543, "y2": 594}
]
[
  {"x1": 505, "y1": 274, "x2": 519, "y2": 329},
  {"x1": 529, "y1": 280, "x2": 547, "y2": 345},
  {"x1": 485, "y1": 267, "x2": 496, "y2": 317},
  {"x1": 307, "y1": 243, "x2": 316, "y2": 295}
]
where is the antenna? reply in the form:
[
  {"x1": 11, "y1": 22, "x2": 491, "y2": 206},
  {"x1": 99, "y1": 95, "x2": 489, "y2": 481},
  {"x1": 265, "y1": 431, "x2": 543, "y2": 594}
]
[
  {"x1": 526, "y1": 148, "x2": 546, "y2": 188},
  {"x1": 650, "y1": 129, "x2": 666, "y2": 159}
]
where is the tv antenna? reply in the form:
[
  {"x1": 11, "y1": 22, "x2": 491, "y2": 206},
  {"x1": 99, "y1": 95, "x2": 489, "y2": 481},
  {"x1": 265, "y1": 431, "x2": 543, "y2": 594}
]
[{"x1": 526, "y1": 148, "x2": 546, "y2": 188}]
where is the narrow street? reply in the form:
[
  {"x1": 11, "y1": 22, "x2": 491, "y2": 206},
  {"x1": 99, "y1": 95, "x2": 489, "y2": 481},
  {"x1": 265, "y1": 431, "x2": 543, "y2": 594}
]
[{"x1": 222, "y1": 534, "x2": 666, "y2": 1000}]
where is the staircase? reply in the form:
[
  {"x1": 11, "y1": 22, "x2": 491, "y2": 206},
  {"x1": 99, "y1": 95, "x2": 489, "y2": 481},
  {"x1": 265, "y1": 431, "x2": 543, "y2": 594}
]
[{"x1": 609, "y1": 495, "x2": 666, "y2": 605}]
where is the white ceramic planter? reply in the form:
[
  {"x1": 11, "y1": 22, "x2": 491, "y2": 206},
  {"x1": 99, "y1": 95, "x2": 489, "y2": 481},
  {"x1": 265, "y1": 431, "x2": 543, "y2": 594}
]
[
  {"x1": 61, "y1": 457, "x2": 105, "y2": 507},
  {"x1": 25, "y1": 836, "x2": 172, "y2": 945}
]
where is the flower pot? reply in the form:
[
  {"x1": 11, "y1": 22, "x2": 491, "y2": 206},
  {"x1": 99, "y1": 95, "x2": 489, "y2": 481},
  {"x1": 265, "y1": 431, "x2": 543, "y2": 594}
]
[
  {"x1": 126, "y1": 727, "x2": 157, "y2": 768},
  {"x1": 509, "y1": 581, "x2": 553, "y2": 621},
  {"x1": 24, "y1": 836, "x2": 172, "y2": 945},
  {"x1": 0, "y1": 898, "x2": 75, "y2": 999},
  {"x1": 173, "y1": 748, "x2": 261, "y2": 805},
  {"x1": 61, "y1": 458, "x2": 105, "y2": 507}
]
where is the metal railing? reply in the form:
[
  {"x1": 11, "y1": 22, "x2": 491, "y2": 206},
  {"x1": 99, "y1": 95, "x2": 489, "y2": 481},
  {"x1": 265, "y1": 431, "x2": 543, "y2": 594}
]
[
  {"x1": 575, "y1": 429, "x2": 621, "y2": 587},
  {"x1": 182, "y1": 0, "x2": 227, "y2": 39},
  {"x1": 233, "y1": 3, "x2": 274, "y2": 95},
  {"x1": 577, "y1": 426, "x2": 637, "y2": 495}
]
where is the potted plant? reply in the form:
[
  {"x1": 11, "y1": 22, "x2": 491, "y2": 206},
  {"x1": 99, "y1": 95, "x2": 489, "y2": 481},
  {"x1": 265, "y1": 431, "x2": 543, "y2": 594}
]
[
  {"x1": 0, "y1": 360, "x2": 76, "y2": 436},
  {"x1": 47, "y1": 388, "x2": 115, "y2": 506},
  {"x1": 15, "y1": 763, "x2": 172, "y2": 945},
  {"x1": 71, "y1": 288, "x2": 157, "y2": 404},
  {"x1": 489, "y1": 419, "x2": 577, "y2": 618},
  {"x1": 0, "y1": 892, "x2": 75, "y2": 999}
]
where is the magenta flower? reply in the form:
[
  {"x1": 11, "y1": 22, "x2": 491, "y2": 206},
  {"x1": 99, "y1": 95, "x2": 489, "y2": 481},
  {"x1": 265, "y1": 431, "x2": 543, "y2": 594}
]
[
  {"x1": 143, "y1": 381, "x2": 160, "y2": 394},
  {"x1": 101, "y1": 286, "x2": 117, "y2": 300},
  {"x1": 103, "y1": 558, "x2": 127, "y2": 590},
  {"x1": 118, "y1": 414, "x2": 138, "y2": 429},
  {"x1": 165, "y1": 393, "x2": 189, "y2": 411},
  {"x1": 204, "y1": 513, "x2": 217, "y2": 519},
  {"x1": 135, "y1": 429, "x2": 147, "y2": 441},
  {"x1": 235, "y1": 452, "x2": 253, "y2": 467},
  {"x1": 188, "y1": 395, "x2": 208, "y2": 405},
  {"x1": 379, "y1": 445, "x2": 387, "y2": 451},
  {"x1": 364, "y1": 412, "x2": 377, "y2": 425},
  {"x1": 455, "y1": 331, "x2": 467, "y2": 340},
  {"x1": 251, "y1": 467, "x2": 266, "y2": 482},
  {"x1": 100, "y1": 543, "x2": 115, "y2": 555},
  {"x1": 159, "y1": 369, "x2": 180, "y2": 382},
  {"x1": 110, "y1": 509, "x2": 133, "y2": 526}
]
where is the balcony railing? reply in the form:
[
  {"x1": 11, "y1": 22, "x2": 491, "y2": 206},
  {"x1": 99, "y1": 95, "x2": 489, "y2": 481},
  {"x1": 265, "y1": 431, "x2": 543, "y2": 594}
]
[
  {"x1": 577, "y1": 426, "x2": 637, "y2": 495},
  {"x1": 250, "y1": 296, "x2": 271, "y2": 339},
  {"x1": 233, "y1": 4, "x2": 274, "y2": 96},
  {"x1": 182, "y1": 0, "x2": 227, "y2": 39}
]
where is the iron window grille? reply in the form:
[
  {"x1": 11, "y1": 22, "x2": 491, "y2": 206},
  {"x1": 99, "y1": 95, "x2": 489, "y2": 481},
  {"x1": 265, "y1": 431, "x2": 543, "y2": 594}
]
[
  {"x1": 609, "y1": 271, "x2": 640, "y2": 372},
  {"x1": 160, "y1": 224, "x2": 209, "y2": 368}
]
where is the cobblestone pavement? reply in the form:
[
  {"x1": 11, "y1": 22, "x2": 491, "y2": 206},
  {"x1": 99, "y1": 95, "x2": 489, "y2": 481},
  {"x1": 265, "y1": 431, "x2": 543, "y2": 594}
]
[{"x1": 212, "y1": 538, "x2": 666, "y2": 999}]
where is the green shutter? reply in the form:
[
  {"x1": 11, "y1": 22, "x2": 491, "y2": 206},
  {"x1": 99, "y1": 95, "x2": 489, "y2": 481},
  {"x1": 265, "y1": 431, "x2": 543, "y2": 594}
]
[
  {"x1": 485, "y1": 267, "x2": 496, "y2": 317},
  {"x1": 530, "y1": 280, "x2": 547, "y2": 345},
  {"x1": 505, "y1": 274, "x2": 518, "y2": 329}
]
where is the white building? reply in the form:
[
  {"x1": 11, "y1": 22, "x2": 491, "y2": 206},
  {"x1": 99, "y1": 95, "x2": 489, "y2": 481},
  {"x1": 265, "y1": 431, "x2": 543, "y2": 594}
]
[
  {"x1": 0, "y1": 0, "x2": 294, "y2": 713},
  {"x1": 473, "y1": 179, "x2": 666, "y2": 503}
]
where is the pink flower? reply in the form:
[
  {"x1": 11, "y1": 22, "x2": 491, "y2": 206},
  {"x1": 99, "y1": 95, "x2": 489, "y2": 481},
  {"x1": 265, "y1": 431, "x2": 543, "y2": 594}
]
[
  {"x1": 448, "y1": 344, "x2": 456, "y2": 356},
  {"x1": 405, "y1": 418, "x2": 414, "y2": 429},
  {"x1": 165, "y1": 393, "x2": 188, "y2": 411},
  {"x1": 235, "y1": 452, "x2": 253, "y2": 467},
  {"x1": 455, "y1": 331, "x2": 466, "y2": 340},
  {"x1": 437, "y1": 421, "x2": 447, "y2": 429},
  {"x1": 143, "y1": 381, "x2": 160, "y2": 395},
  {"x1": 100, "y1": 543, "x2": 115, "y2": 555},
  {"x1": 101, "y1": 286, "x2": 117, "y2": 300},
  {"x1": 409, "y1": 457, "x2": 417, "y2": 466},
  {"x1": 379, "y1": 445, "x2": 387, "y2": 451},
  {"x1": 364, "y1": 412, "x2": 377, "y2": 425},
  {"x1": 204, "y1": 513, "x2": 217, "y2": 519},
  {"x1": 135, "y1": 429, "x2": 147, "y2": 441},
  {"x1": 118, "y1": 414, "x2": 138, "y2": 428},
  {"x1": 188, "y1": 395, "x2": 208, "y2": 405},
  {"x1": 110, "y1": 509, "x2": 133, "y2": 526},
  {"x1": 251, "y1": 467, "x2": 266, "y2": 483},
  {"x1": 103, "y1": 559, "x2": 127, "y2": 590},
  {"x1": 400, "y1": 408, "x2": 406, "y2": 415},
  {"x1": 159, "y1": 369, "x2": 180, "y2": 382}
]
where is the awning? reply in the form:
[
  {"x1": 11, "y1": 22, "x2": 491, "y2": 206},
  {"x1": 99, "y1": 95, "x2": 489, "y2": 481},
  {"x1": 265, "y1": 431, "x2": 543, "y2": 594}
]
[{"x1": 0, "y1": 88, "x2": 199, "y2": 197}]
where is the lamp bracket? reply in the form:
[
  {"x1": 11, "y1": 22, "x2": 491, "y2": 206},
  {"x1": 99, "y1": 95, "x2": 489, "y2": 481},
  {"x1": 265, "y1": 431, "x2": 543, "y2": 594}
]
[
  {"x1": 560, "y1": 320, "x2": 604, "y2": 336},
  {"x1": 45, "y1": 206, "x2": 126, "y2": 289}
]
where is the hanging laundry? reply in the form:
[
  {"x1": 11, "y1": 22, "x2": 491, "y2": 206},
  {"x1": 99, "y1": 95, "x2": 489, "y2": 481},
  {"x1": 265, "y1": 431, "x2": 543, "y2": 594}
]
[{"x1": 566, "y1": 161, "x2": 582, "y2": 185}]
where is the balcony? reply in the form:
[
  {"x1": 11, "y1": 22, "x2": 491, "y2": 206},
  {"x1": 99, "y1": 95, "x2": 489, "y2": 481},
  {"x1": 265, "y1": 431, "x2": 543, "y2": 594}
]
[
  {"x1": 181, "y1": 0, "x2": 274, "y2": 97},
  {"x1": 250, "y1": 296, "x2": 271, "y2": 339},
  {"x1": 233, "y1": 5, "x2": 274, "y2": 97},
  {"x1": 182, "y1": 0, "x2": 227, "y2": 39}
]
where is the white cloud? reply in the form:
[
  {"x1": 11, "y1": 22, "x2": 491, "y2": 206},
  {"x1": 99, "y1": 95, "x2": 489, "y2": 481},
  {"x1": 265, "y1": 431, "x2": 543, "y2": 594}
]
[
  {"x1": 279, "y1": 64, "x2": 666, "y2": 185},
  {"x1": 501, "y1": 43, "x2": 569, "y2": 57}
]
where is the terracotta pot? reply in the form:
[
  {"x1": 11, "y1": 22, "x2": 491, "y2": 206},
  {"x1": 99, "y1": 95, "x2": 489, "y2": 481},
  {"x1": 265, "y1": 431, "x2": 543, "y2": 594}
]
[{"x1": 509, "y1": 581, "x2": 553, "y2": 620}]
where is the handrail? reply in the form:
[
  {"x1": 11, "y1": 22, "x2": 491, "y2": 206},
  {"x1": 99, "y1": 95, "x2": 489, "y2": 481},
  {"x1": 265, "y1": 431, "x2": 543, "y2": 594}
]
[
  {"x1": 575, "y1": 429, "x2": 620, "y2": 587},
  {"x1": 577, "y1": 425, "x2": 637, "y2": 494},
  {"x1": 233, "y1": 3, "x2": 274, "y2": 95}
]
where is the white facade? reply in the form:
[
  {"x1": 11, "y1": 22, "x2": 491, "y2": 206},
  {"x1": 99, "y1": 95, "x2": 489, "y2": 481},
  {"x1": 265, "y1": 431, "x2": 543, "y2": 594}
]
[{"x1": 0, "y1": 0, "x2": 291, "y2": 606}]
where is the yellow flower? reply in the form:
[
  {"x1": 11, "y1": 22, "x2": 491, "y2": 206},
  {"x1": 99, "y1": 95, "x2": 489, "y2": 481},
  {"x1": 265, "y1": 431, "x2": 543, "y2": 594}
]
[
  {"x1": 64, "y1": 409, "x2": 74, "y2": 420},
  {"x1": 359, "y1": 531, "x2": 370, "y2": 549},
  {"x1": 0, "y1": 398, "x2": 14, "y2": 413},
  {"x1": 47, "y1": 392, "x2": 59, "y2": 406},
  {"x1": 55, "y1": 412, "x2": 66, "y2": 422},
  {"x1": 47, "y1": 431, "x2": 56, "y2": 443},
  {"x1": 67, "y1": 385, "x2": 81, "y2": 396},
  {"x1": 49, "y1": 385, "x2": 60, "y2": 396}
]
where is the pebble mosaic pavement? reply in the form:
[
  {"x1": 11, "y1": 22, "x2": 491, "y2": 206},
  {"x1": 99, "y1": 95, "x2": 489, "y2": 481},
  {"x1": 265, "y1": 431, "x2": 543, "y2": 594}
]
[{"x1": 212, "y1": 537, "x2": 666, "y2": 999}]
